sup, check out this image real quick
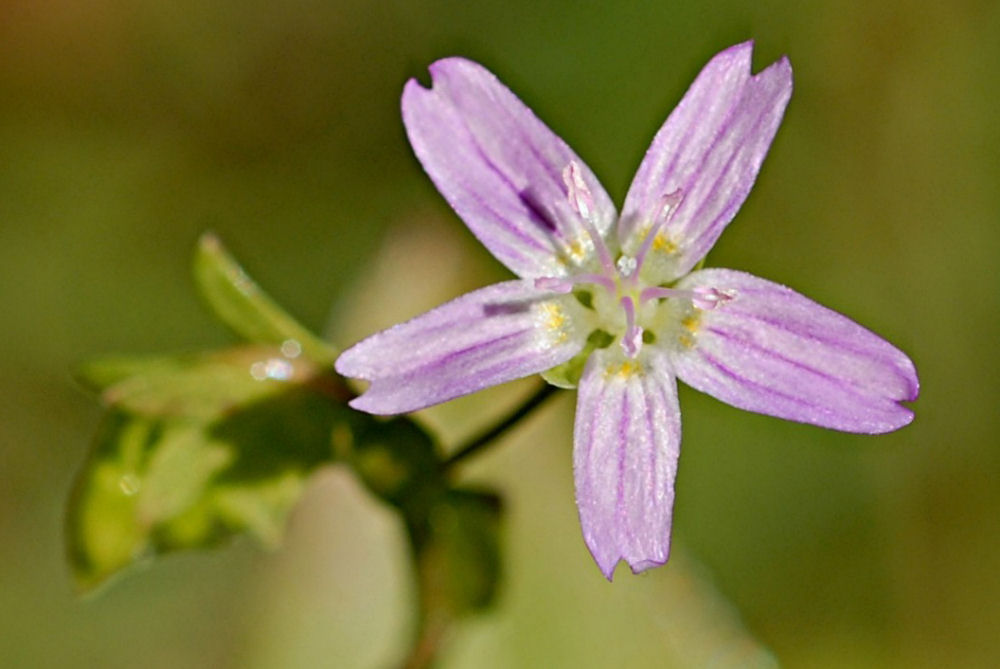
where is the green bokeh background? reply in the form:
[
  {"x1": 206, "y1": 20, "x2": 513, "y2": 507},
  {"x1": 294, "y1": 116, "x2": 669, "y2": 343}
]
[{"x1": 2, "y1": 0, "x2": 997, "y2": 666}]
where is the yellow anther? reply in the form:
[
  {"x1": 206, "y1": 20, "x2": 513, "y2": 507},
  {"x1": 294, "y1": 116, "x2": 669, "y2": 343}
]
[
  {"x1": 541, "y1": 302, "x2": 566, "y2": 328},
  {"x1": 538, "y1": 302, "x2": 569, "y2": 344},
  {"x1": 652, "y1": 234, "x2": 677, "y2": 254},
  {"x1": 632, "y1": 223, "x2": 677, "y2": 256},
  {"x1": 555, "y1": 236, "x2": 589, "y2": 267},
  {"x1": 681, "y1": 314, "x2": 701, "y2": 333},
  {"x1": 605, "y1": 360, "x2": 642, "y2": 379}
]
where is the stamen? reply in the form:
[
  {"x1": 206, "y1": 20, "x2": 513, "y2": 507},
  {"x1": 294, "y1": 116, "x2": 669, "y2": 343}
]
[
  {"x1": 619, "y1": 296, "x2": 643, "y2": 358},
  {"x1": 633, "y1": 189, "x2": 683, "y2": 272},
  {"x1": 639, "y1": 286, "x2": 693, "y2": 303},
  {"x1": 691, "y1": 286, "x2": 736, "y2": 310},
  {"x1": 535, "y1": 273, "x2": 615, "y2": 294},
  {"x1": 563, "y1": 161, "x2": 595, "y2": 221},
  {"x1": 534, "y1": 277, "x2": 573, "y2": 293},
  {"x1": 640, "y1": 285, "x2": 736, "y2": 310},
  {"x1": 563, "y1": 162, "x2": 615, "y2": 275}
]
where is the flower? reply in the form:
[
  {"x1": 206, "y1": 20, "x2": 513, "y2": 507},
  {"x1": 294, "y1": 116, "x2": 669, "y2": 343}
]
[{"x1": 335, "y1": 42, "x2": 919, "y2": 579}]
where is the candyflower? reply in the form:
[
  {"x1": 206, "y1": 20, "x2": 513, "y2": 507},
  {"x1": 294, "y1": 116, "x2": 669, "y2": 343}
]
[{"x1": 336, "y1": 42, "x2": 919, "y2": 579}]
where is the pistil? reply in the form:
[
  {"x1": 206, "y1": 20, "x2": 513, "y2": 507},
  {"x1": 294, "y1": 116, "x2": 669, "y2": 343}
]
[
  {"x1": 619, "y1": 295, "x2": 643, "y2": 357},
  {"x1": 548, "y1": 166, "x2": 738, "y2": 359}
]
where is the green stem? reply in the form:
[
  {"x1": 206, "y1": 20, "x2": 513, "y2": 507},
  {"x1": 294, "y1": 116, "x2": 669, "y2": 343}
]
[
  {"x1": 442, "y1": 382, "x2": 559, "y2": 471},
  {"x1": 399, "y1": 606, "x2": 449, "y2": 669}
]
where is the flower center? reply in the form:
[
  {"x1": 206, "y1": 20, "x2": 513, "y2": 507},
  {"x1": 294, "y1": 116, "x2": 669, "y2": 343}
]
[{"x1": 534, "y1": 162, "x2": 734, "y2": 359}]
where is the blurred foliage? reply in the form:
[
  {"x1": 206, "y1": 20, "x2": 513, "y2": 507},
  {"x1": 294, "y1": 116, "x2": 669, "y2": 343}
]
[
  {"x1": 193, "y1": 233, "x2": 340, "y2": 365},
  {"x1": 68, "y1": 351, "x2": 349, "y2": 591},
  {"x1": 1, "y1": 0, "x2": 999, "y2": 667},
  {"x1": 66, "y1": 236, "x2": 356, "y2": 591},
  {"x1": 66, "y1": 236, "x2": 503, "y2": 668}
]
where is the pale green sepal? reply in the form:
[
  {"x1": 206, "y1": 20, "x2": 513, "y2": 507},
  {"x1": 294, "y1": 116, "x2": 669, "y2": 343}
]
[
  {"x1": 541, "y1": 329, "x2": 613, "y2": 388},
  {"x1": 541, "y1": 352, "x2": 587, "y2": 389}
]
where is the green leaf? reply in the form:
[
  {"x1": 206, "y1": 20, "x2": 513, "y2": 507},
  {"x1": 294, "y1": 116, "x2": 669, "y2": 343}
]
[
  {"x1": 193, "y1": 233, "x2": 338, "y2": 365},
  {"x1": 428, "y1": 489, "x2": 503, "y2": 613},
  {"x1": 409, "y1": 489, "x2": 503, "y2": 621},
  {"x1": 66, "y1": 384, "x2": 354, "y2": 592},
  {"x1": 347, "y1": 417, "x2": 443, "y2": 509},
  {"x1": 76, "y1": 346, "x2": 347, "y2": 420}
]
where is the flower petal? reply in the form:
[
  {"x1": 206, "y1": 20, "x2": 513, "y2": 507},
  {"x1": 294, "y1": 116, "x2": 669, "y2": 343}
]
[
  {"x1": 335, "y1": 281, "x2": 583, "y2": 414},
  {"x1": 671, "y1": 269, "x2": 919, "y2": 433},
  {"x1": 403, "y1": 58, "x2": 616, "y2": 279},
  {"x1": 620, "y1": 42, "x2": 793, "y2": 280},
  {"x1": 574, "y1": 349, "x2": 681, "y2": 580}
]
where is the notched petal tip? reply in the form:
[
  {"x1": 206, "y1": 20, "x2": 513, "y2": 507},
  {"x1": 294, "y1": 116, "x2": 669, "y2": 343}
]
[
  {"x1": 902, "y1": 361, "x2": 921, "y2": 403},
  {"x1": 403, "y1": 56, "x2": 478, "y2": 91},
  {"x1": 333, "y1": 346, "x2": 375, "y2": 381},
  {"x1": 715, "y1": 39, "x2": 754, "y2": 60},
  {"x1": 401, "y1": 76, "x2": 427, "y2": 102},
  {"x1": 718, "y1": 40, "x2": 791, "y2": 81},
  {"x1": 426, "y1": 56, "x2": 480, "y2": 77},
  {"x1": 620, "y1": 41, "x2": 794, "y2": 280},
  {"x1": 757, "y1": 53, "x2": 793, "y2": 96},
  {"x1": 590, "y1": 548, "x2": 671, "y2": 582},
  {"x1": 889, "y1": 406, "x2": 915, "y2": 431},
  {"x1": 673, "y1": 269, "x2": 921, "y2": 435},
  {"x1": 332, "y1": 352, "x2": 354, "y2": 377},
  {"x1": 345, "y1": 392, "x2": 388, "y2": 416},
  {"x1": 628, "y1": 556, "x2": 670, "y2": 575},
  {"x1": 401, "y1": 55, "x2": 616, "y2": 279},
  {"x1": 594, "y1": 555, "x2": 619, "y2": 582},
  {"x1": 574, "y1": 351, "x2": 680, "y2": 580}
]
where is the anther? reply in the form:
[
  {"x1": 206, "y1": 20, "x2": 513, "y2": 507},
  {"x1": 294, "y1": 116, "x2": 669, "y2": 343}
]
[
  {"x1": 534, "y1": 277, "x2": 573, "y2": 293},
  {"x1": 639, "y1": 285, "x2": 736, "y2": 310},
  {"x1": 691, "y1": 286, "x2": 736, "y2": 310}
]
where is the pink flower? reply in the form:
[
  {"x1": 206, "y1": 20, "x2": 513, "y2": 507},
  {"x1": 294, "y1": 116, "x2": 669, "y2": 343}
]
[{"x1": 336, "y1": 43, "x2": 919, "y2": 579}]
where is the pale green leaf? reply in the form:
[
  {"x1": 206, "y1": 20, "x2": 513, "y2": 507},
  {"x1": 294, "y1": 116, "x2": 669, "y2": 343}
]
[
  {"x1": 411, "y1": 489, "x2": 503, "y2": 621},
  {"x1": 77, "y1": 346, "x2": 342, "y2": 420},
  {"x1": 193, "y1": 233, "x2": 338, "y2": 365},
  {"x1": 66, "y1": 384, "x2": 353, "y2": 592}
]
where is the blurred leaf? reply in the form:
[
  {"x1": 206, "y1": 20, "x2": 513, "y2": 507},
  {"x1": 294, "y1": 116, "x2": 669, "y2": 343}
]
[
  {"x1": 347, "y1": 416, "x2": 443, "y2": 509},
  {"x1": 66, "y1": 381, "x2": 353, "y2": 592},
  {"x1": 399, "y1": 488, "x2": 503, "y2": 667},
  {"x1": 76, "y1": 346, "x2": 342, "y2": 420},
  {"x1": 193, "y1": 233, "x2": 338, "y2": 365},
  {"x1": 420, "y1": 489, "x2": 503, "y2": 615},
  {"x1": 407, "y1": 489, "x2": 503, "y2": 623}
]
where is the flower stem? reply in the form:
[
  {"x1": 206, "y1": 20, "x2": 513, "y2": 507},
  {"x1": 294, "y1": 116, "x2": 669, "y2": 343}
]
[
  {"x1": 398, "y1": 602, "x2": 449, "y2": 669},
  {"x1": 442, "y1": 382, "x2": 559, "y2": 470}
]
